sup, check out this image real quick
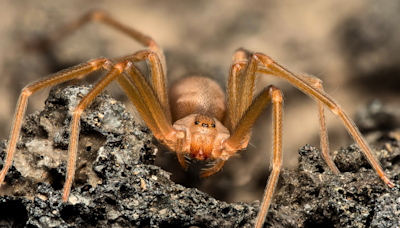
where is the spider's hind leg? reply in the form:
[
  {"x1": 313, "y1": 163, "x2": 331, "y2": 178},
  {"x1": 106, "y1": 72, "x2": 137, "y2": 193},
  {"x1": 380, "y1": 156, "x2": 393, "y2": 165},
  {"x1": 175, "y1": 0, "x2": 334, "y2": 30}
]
[{"x1": 295, "y1": 73, "x2": 340, "y2": 174}]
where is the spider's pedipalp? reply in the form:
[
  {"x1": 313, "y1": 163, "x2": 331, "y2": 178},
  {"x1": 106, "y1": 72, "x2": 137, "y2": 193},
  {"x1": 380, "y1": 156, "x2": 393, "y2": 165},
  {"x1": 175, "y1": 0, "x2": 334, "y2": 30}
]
[{"x1": 199, "y1": 160, "x2": 226, "y2": 177}]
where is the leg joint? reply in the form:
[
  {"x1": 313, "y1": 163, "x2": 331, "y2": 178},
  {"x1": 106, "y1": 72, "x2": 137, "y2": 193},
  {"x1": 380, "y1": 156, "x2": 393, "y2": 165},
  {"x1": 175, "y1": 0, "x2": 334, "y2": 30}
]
[
  {"x1": 329, "y1": 103, "x2": 342, "y2": 116},
  {"x1": 21, "y1": 87, "x2": 33, "y2": 97},
  {"x1": 253, "y1": 52, "x2": 274, "y2": 66},
  {"x1": 89, "y1": 10, "x2": 107, "y2": 22},
  {"x1": 268, "y1": 86, "x2": 284, "y2": 102},
  {"x1": 114, "y1": 61, "x2": 131, "y2": 72},
  {"x1": 89, "y1": 58, "x2": 113, "y2": 70},
  {"x1": 231, "y1": 60, "x2": 246, "y2": 72}
]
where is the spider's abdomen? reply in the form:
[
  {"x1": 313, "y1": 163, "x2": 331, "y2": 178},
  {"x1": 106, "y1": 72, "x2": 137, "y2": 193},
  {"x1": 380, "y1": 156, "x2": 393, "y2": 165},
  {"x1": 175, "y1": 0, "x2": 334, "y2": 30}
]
[{"x1": 169, "y1": 76, "x2": 226, "y2": 123}]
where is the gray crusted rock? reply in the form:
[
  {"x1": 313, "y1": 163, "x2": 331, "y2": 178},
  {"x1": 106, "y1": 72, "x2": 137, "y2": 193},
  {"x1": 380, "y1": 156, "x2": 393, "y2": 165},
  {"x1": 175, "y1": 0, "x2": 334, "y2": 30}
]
[
  {"x1": 267, "y1": 142, "x2": 400, "y2": 228},
  {"x1": 0, "y1": 85, "x2": 257, "y2": 227},
  {"x1": 0, "y1": 86, "x2": 399, "y2": 228},
  {"x1": 372, "y1": 193, "x2": 400, "y2": 228},
  {"x1": 263, "y1": 101, "x2": 400, "y2": 228}
]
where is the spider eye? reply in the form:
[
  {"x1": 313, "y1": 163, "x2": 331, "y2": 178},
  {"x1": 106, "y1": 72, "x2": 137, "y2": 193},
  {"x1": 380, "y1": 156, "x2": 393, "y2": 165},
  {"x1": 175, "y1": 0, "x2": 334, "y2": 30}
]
[
  {"x1": 195, "y1": 121, "x2": 200, "y2": 125},
  {"x1": 211, "y1": 124, "x2": 215, "y2": 128}
]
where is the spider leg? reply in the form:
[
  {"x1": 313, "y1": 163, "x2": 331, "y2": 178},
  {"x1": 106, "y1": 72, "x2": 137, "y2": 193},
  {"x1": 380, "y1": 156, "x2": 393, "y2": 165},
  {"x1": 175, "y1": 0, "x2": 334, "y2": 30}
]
[
  {"x1": 63, "y1": 61, "x2": 131, "y2": 201},
  {"x1": 227, "y1": 60, "x2": 246, "y2": 131},
  {"x1": 225, "y1": 51, "x2": 260, "y2": 147},
  {"x1": 25, "y1": 10, "x2": 170, "y2": 118},
  {"x1": 255, "y1": 87, "x2": 283, "y2": 228},
  {"x1": 254, "y1": 53, "x2": 394, "y2": 188},
  {"x1": 225, "y1": 85, "x2": 284, "y2": 228},
  {"x1": 117, "y1": 68, "x2": 182, "y2": 162},
  {"x1": 13, "y1": 12, "x2": 179, "y2": 201},
  {"x1": 227, "y1": 49, "x2": 248, "y2": 129},
  {"x1": 295, "y1": 73, "x2": 339, "y2": 174},
  {"x1": 64, "y1": 58, "x2": 178, "y2": 202},
  {"x1": 224, "y1": 51, "x2": 394, "y2": 227},
  {"x1": 0, "y1": 58, "x2": 112, "y2": 191},
  {"x1": 27, "y1": 10, "x2": 165, "y2": 70},
  {"x1": 118, "y1": 50, "x2": 171, "y2": 122},
  {"x1": 227, "y1": 48, "x2": 257, "y2": 132},
  {"x1": 1, "y1": 52, "x2": 177, "y2": 202},
  {"x1": 229, "y1": 48, "x2": 339, "y2": 174},
  {"x1": 122, "y1": 61, "x2": 176, "y2": 140}
]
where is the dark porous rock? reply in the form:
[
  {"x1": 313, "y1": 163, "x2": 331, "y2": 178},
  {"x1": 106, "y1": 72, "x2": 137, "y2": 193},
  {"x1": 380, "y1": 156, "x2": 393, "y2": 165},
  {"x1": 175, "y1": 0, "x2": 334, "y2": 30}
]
[
  {"x1": 266, "y1": 142, "x2": 400, "y2": 228},
  {"x1": 264, "y1": 101, "x2": 400, "y2": 228},
  {"x1": 0, "y1": 86, "x2": 399, "y2": 228},
  {"x1": 0, "y1": 85, "x2": 257, "y2": 228}
]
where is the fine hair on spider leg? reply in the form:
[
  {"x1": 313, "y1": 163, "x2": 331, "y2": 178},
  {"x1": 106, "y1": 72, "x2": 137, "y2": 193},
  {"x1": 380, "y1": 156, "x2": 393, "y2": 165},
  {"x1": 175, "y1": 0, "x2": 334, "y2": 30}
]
[{"x1": 0, "y1": 10, "x2": 395, "y2": 228}]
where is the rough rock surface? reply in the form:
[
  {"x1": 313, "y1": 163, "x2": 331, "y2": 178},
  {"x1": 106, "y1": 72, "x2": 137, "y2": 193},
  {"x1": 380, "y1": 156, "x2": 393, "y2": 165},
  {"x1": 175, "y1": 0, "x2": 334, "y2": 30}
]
[
  {"x1": 0, "y1": 85, "x2": 258, "y2": 228},
  {"x1": 0, "y1": 86, "x2": 399, "y2": 227}
]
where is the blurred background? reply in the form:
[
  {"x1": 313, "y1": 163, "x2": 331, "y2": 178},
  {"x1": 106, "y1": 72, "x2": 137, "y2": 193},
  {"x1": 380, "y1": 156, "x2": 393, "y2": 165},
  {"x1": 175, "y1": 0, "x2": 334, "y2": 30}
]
[{"x1": 0, "y1": 0, "x2": 399, "y2": 205}]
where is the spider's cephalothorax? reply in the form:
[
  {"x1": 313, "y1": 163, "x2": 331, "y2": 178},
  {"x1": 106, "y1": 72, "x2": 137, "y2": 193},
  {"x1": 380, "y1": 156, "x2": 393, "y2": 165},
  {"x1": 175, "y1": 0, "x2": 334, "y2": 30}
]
[
  {"x1": 0, "y1": 10, "x2": 394, "y2": 228},
  {"x1": 172, "y1": 113, "x2": 230, "y2": 161},
  {"x1": 168, "y1": 76, "x2": 231, "y2": 162}
]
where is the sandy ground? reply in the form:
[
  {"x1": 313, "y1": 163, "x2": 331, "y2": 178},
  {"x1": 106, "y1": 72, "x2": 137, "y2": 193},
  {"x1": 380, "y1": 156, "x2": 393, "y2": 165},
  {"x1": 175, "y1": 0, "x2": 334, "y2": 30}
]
[{"x1": 0, "y1": 0, "x2": 399, "y2": 204}]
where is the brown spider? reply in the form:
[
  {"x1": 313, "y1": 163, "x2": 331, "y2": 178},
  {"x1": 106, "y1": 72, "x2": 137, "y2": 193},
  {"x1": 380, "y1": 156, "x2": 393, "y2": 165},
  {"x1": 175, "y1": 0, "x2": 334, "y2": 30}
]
[{"x1": 0, "y1": 11, "x2": 395, "y2": 228}]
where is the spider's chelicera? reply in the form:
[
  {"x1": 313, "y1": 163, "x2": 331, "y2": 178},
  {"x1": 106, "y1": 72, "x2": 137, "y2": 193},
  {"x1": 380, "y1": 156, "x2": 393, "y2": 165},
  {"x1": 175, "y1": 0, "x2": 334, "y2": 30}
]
[{"x1": 0, "y1": 10, "x2": 395, "y2": 228}]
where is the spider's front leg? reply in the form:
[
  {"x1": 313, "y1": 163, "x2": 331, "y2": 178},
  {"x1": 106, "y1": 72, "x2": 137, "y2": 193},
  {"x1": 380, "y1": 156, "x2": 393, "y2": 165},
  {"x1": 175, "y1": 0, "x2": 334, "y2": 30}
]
[
  {"x1": 0, "y1": 58, "x2": 113, "y2": 189},
  {"x1": 119, "y1": 60, "x2": 190, "y2": 167},
  {"x1": 219, "y1": 49, "x2": 395, "y2": 228},
  {"x1": 224, "y1": 85, "x2": 284, "y2": 228},
  {"x1": 15, "y1": 10, "x2": 178, "y2": 201},
  {"x1": 230, "y1": 49, "x2": 339, "y2": 175},
  {"x1": 64, "y1": 51, "x2": 179, "y2": 201},
  {"x1": 254, "y1": 53, "x2": 394, "y2": 188}
]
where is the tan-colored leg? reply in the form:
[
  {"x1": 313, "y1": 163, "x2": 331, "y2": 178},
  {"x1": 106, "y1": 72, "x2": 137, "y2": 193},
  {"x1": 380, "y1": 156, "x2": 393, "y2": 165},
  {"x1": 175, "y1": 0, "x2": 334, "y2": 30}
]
[
  {"x1": 63, "y1": 61, "x2": 130, "y2": 201},
  {"x1": 227, "y1": 48, "x2": 254, "y2": 131},
  {"x1": 296, "y1": 73, "x2": 340, "y2": 174},
  {"x1": 118, "y1": 50, "x2": 171, "y2": 122},
  {"x1": 6, "y1": 11, "x2": 177, "y2": 201},
  {"x1": 30, "y1": 10, "x2": 165, "y2": 69},
  {"x1": 28, "y1": 10, "x2": 170, "y2": 120},
  {"x1": 255, "y1": 53, "x2": 394, "y2": 188},
  {"x1": 237, "y1": 54, "x2": 259, "y2": 122},
  {"x1": 122, "y1": 62, "x2": 175, "y2": 139},
  {"x1": 0, "y1": 58, "x2": 112, "y2": 188},
  {"x1": 117, "y1": 63, "x2": 180, "y2": 165},
  {"x1": 227, "y1": 60, "x2": 246, "y2": 131},
  {"x1": 226, "y1": 49, "x2": 261, "y2": 147},
  {"x1": 255, "y1": 86, "x2": 284, "y2": 228},
  {"x1": 202, "y1": 85, "x2": 284, "y2": 182},
  {"x1": 63, "y1": 50, "x2": 178, "y2": 201},
  {"x1": 229, "y1": 48, "x2": 339, "y2": 174}
]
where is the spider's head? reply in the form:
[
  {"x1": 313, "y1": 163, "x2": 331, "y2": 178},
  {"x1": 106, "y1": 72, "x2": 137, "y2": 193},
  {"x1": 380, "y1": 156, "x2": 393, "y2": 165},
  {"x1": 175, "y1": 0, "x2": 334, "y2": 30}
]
[
  {"x1": 189, "y1": 114, "x2": 218, "y2": 160},
  {"x1": 172, "y1": 114, "x2": 230, "y2": 161}
]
